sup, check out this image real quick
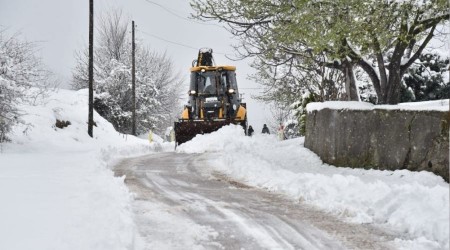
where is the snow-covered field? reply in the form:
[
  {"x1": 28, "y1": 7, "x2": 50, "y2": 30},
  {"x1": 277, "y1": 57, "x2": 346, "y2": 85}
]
[
  {"x1": 0, "y1": 89, "x2": 171, "y2": 250},
  {"x1": 1, "y1": 88, "x2": 448, "y2": 250}
]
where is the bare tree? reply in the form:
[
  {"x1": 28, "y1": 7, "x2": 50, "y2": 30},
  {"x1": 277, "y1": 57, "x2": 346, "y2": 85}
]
[
  {"x1": 72, "y1": 9, "x2": 183, "y2": 135},
  {"x1": 266, "y1": 101, "x2": 291, "y2": 133}
]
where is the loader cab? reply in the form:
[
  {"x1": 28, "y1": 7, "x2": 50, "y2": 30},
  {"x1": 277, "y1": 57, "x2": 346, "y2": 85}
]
[
  {"x1": 199, "y1": 73, "x2": 221, "y2": 96},
  {"x1": 188, "y1": 66, "x2": 240, "y2": 120}
]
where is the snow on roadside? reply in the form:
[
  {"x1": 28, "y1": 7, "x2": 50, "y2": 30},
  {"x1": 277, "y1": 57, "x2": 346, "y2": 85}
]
[
  {"x1": 177, "y1": 125, "x2": 449, "y2": 250},
  {"x1": 0, "y1": 89, "x2": 171, "y2": 250}
]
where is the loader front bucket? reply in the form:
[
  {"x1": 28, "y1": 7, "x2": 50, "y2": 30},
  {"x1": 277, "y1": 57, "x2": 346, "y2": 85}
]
[{"x1": 174, "y1": 119, "x2": 247, "y2": 146}]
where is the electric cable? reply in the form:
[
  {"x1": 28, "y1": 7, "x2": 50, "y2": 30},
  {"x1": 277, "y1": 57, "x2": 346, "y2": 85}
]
[
  {"x1": 142, "y1": 0, "x2": 222, "y2": 27},
  {"x1": 137, "y1": 29, "x2": 232, "y2": 56}
]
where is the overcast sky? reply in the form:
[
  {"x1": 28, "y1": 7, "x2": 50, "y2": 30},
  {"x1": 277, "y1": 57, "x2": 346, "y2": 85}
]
[{"x1": 0, "y1": 0, "x2": 272, "y2": 132}]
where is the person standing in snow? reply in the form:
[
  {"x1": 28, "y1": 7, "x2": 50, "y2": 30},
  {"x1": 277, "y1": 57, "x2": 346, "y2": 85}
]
[
  {"x1": 277, "y1": 123, "x2": 285, "y2": 140},
  {"x1": 247, "y1": 125, "x2": 254, "y2": 136},
  {"x1": 261, "y1": 124, "x2": 270, "y2": 134}
]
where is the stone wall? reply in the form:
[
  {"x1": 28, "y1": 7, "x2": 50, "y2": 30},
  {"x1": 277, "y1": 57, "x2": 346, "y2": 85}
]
[{"x1": 305, "y1": 108, "x2": 449, "y2": 181}]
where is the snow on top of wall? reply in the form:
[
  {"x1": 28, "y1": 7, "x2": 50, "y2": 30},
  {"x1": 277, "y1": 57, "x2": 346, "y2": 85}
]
[{"x1": 307, "y1": 99, "x2": 449, "y2": 112}]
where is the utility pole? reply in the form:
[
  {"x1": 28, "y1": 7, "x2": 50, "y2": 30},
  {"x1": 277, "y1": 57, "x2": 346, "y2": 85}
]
[
  {"x1": 88, "y1": 0, "x2": 94, "y2": 137},
  {"x1": 131, "y1": 20, "x2": 136, "y2": 136}
]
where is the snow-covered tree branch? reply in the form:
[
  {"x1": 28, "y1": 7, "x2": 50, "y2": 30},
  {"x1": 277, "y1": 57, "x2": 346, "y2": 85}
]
[
  {"x1": 0, "y1": 30, "x2": 55, "y2": 142},
  {"x1": 191, "y1": 0, "x2": 449, "y2": 104},
  {"x1": 72, "y1": 10, "x2": 183, "y2": 135}
]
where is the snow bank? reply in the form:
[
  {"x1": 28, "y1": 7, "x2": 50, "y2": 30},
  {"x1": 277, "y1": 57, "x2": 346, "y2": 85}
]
[
  {"x1": 307, "y1": 99, "x2": 449, "y2": 112},
  {"x1": 0, "y1": 89, "x2": 172, "y2": 250},
  {"x1": 177, "y1": 125, "x2": 449, "y2": 250}
]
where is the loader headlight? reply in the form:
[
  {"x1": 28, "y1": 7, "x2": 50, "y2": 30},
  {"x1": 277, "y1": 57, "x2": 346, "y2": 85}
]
[
  {"x1": 228, "y1": 88, "x2": 235, "y2": 94},
  {"x1": 189, "y1": 90, "x2": 196, "y2": 95}
]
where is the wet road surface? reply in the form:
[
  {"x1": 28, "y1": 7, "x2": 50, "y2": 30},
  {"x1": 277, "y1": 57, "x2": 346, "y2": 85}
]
[{"x1": 114, "y1": 152, "x2": 396, "y2": 250}]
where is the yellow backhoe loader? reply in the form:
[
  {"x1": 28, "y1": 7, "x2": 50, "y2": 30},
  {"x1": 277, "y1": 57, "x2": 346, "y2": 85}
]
[{"x1": 174, "y1": 48, "x2": 247, "y2": 145}]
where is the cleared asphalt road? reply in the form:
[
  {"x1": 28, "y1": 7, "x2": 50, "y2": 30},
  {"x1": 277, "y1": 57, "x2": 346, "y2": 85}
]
[{"x1": 114, "y1": 152, "x2": 396, "y2": 250}]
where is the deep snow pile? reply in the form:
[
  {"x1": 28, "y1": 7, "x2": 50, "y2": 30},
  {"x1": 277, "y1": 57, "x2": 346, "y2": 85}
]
[
  {"x1": 0, "y1": 89, "x2": 170, "y2": 250},
  {"x1": 177, "y1": 125, "x2": 449, "y2": 250}
]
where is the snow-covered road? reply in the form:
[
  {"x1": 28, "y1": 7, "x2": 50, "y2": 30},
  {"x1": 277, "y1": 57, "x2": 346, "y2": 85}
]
[
  {"x1": 114, "y1": 152, "x2": 396, "y2": 250},
  {"x1": 2, "y1": 89, "x2": 447, "y2": 250}
]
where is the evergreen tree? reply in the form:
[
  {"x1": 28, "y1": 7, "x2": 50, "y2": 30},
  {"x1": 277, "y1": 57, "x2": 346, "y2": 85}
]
[
  {"x1": 401, "y1": 53, "x2": 450, "y2": 102},
  {"x1": 296, "y1": 92, "x2": 316, "y2": 136}
]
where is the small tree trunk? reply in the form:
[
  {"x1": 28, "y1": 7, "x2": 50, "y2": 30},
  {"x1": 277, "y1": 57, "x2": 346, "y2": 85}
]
[
  {"x1": 385, "y1": 68, "x2": 403, "y2": 104},
  {"x1": 384, "y1": 41, "x2": 408, "y2": 104},
  {"x1": 343, "y1": 61, "x2": 359, "y2": 101}
]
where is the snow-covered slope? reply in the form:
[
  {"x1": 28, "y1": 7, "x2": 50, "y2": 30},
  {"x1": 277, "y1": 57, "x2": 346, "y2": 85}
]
[
  {"x1": 0, "y1": 89, "x2": 170, "y2": 250},
  {"x1": 177, "y1": 125, "x2": 449, "y2": 250}
]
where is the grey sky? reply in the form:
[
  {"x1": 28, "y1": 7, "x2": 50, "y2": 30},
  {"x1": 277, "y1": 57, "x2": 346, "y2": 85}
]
[{"x1": 0, "y1": 0, "x2": 271, "y2": 132}]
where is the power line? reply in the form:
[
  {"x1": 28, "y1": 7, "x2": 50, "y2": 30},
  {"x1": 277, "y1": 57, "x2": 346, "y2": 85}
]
[
  {"x1": 138, "y1": 29, "x2": 199, "y2": 51},
  {"x1": 141, "y1": 0, "x2": 222, "y2": 27},
  {"x1": 137, "y1": 29, "x2": 231, "y2": 56},
  {"x1": 138, "y1": 1, "x2": 238, "y2": 57}
]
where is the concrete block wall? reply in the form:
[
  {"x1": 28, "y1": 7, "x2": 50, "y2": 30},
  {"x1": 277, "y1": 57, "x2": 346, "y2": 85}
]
[{"x1": 305, "y1": 107, "x2": 449, "y2": 181}]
